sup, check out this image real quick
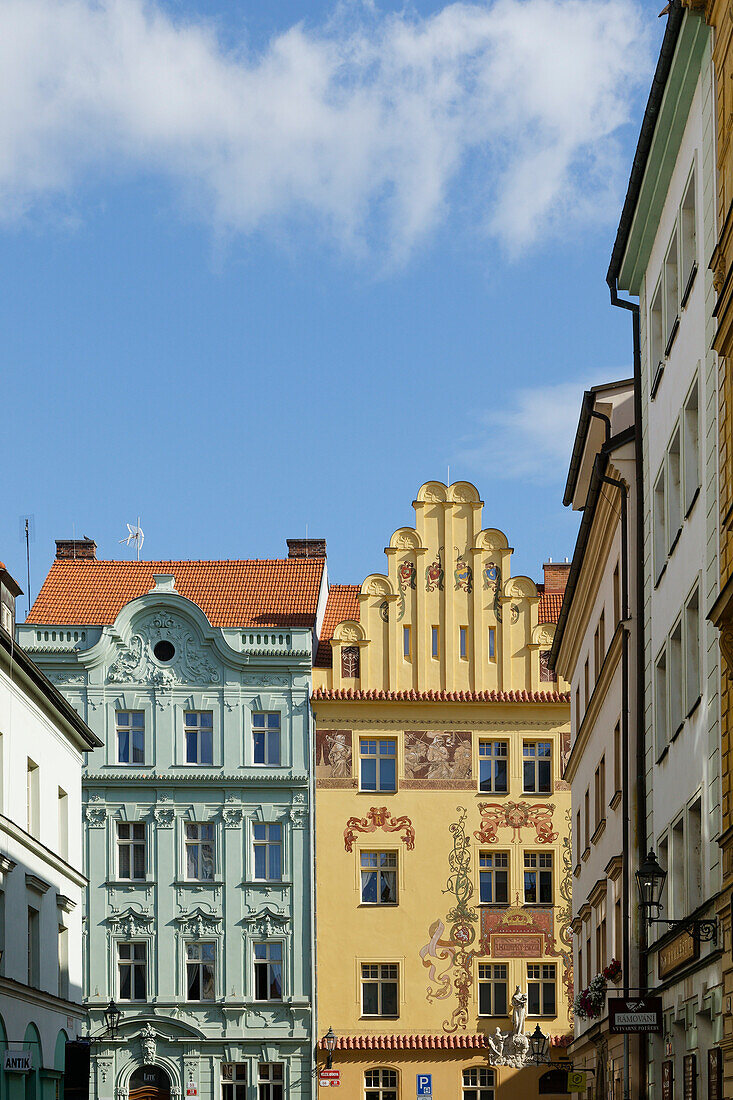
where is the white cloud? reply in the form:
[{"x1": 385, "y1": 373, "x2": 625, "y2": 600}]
[
  {"x1": 0, "y1": 0, "x2": 651, "y2": 256},
  {"x1": 459, "y1": 376, "x2": 619, "y2": 484}
]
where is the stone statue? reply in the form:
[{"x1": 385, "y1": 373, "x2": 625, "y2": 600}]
[
  {"x1": 140, "y1": 1024, "x2": 156, "y2": 1065},
  {"x1": 511, "y1": 985, "x2": 527, "y2": 1036},
  {"x1": 483, "y1": 987, "x2": 533, "y2": 1068}
]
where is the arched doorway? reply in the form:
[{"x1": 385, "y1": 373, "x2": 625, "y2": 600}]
[{"x1": 129, "y1": 1066, "x2": 171, "y2": 1100}]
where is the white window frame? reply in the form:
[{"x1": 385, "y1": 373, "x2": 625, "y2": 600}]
[
  {"x1": 117, "y1": 940, "x2": 148, "y2": 1002},
  {"x1": 115, "y1": 711, "x2": 145, "y2": 765},
  {"x1": 253, "y1": 940, "x2": 284, "y2": 1002},
  {"x1": 360, "y1": 962, "x2": 399, "y2": 1018},
  {"x1": 185, "y1": 939, "x2": 217, "y2": 1002},
  {"x1": 116, "y1": 821, "x2": 146, "y2": 882}
]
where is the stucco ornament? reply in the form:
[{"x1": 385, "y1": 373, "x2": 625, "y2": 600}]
[
  {"x1": 222, "y1": 803, "x2": 244, "y2": 829},
  {"x1": 153, "y1": 805, "x2": 175, "y2": 828},
  {"x1": 85, "y1": 795, "x2": 107, "y2": 827},
  {"x1": 484, "y1": 987, "x2": 532, "y2": 1068},
  {"x1": 109, "y1": 908, "x2": 153, "y2": 937},
  {"x1": 246, "y1": 906, "x2": 289, "y2": 937},
  {"x1": 108, "y1": 615, "x2": 220, "y2": 685},
  {"x1": 139, "y1": 1023, "x2": 157, "y2": 1064}
]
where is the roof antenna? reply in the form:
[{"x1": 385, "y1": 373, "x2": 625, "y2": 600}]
[
  {"x1": 120, "y1": 517, "x2": 144, "y2": 561},
  {"x1": 447, "y1": 465, "x2": 450, "y2": 486},
  {"x1": 19, "y1": 515, "x2": 35, "y2": 617},
  {"x1": 305, "y1": 523, "x2": 309, "y2": 557}
]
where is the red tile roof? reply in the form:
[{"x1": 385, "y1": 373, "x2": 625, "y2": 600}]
[
  {"x1": 27, "y1": 559, "x2": 325, "y2": 629},
  {"x1": 315, "y1": 585, "x2": 360, "y2": 667},
  {"x1": 538, "y1": 592, "x2": 563, "y2": 623},
  {"x1": 312, "y1": 687, "x2": 570, "y2": 704},
  {"x1": 318, "y1": 1032, "x2": 573, "y2": 1050}
]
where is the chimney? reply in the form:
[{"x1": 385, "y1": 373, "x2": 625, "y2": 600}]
[
  {"x1": 56, "y1": 538, "x2": 97, "y2": 561},
  {"x1": 543, "y1": 559, "x2": 571, "y2": 594},
  {"x1": 287, "y1": 538, "x2": 327, "y2": 559}
]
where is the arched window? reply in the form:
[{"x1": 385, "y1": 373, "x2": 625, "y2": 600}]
[
  {"x1": 365, "y1": 1068, "x2": 398, "y2": 1100},
  {"x1": 462, "y1": 1067, "x2": 495, "y2": 1100},
  {"x1": 341, "y1": 646, "x2": 360, "y2": 679}
]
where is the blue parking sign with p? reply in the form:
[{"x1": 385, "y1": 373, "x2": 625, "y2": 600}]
[{"x1": 416, "y1": 1075, "x2": 432, "y2": 1096}]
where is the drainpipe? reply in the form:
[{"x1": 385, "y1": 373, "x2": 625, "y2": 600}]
[{"x1": 608, "y1": 279, "x2": 647, "y2": 1100}]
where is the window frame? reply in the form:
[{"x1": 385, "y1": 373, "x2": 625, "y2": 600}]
[
  {"x1": 360, "y1": 962, "x2": 399, "y2": 1018},
  {"x1": 477, "y1": 963, "x2": 508, "y2": 1018},
  {"x1": 479, "y1": 851, "x2": 509, "y2": 906},
  {"x1": 360, "y1": 850, "x2": 398, "y2": 906},
  {"x1": 115, "y1": 711, "x2": 145, "y2": 766},
  {"x1": 522, "y1": 740, "x2": 552, "y2": 794},
  {"x1": 117, "y1": 940, "x2": 148, "y2": 1002},
  {"x1": 527, "y1": 962, "x2": 556, "y2": 1017},
  {"x1": 185, "y1": 940, "x2": 217, "y2": 1002},
  {"x1": 184, "y1": 710, "x2": 214, "y2": 766},
  {"x1": 253, "y1": 940, "x2": 284, "y2": 1002},
  {"x1": 523, "y1": 851, "x2": 554, "y2": 905},
  {"x1": 257, "y1": 1063, "x2": 284, "y2": 1100},
  {"x1": 359, "y1": 738, "x2": 397, "y2": 793},
  {"x1": 184, "y1": 821, "x2": 216, "y2": 882},
  {"x1": 252, "y1": 821, "x2": 283, "y2": 883},
  {"x1": 478, "y1": 740, "x2": 508, "y2": 794},
  {"x1": 462, "y1": 1066, "x2": 496, "y2": 1100},
  {"x1": 252, "y1": 711, "x2": 282, "y2": 767},
  {"x1": 116, "y1": 821, "x2": 147, "y2": 882}
]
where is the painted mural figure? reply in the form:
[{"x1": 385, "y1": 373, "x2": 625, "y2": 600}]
[
  {"x1": 404, "y1": 739, "x2": 428, "y2": 778},
  {"x1": 426, "y1": 736, "x2": 452, "y2": 780},
  {"x1": 425, "y1": 548, "x2": 444, "y2": 592},
  {"x1": 452, "y1": 741, "x2": 472, "y2": 780},
  {"x1": 327, "y1": 733, "x2": 352, "y2": 778}
]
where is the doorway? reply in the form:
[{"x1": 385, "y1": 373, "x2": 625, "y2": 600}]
[{"x1": 129, "y1": 1065, "x2": 172, "y2": 1100}]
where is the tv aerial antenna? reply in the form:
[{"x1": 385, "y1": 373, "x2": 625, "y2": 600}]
[{"x1": 119, "y1": 518, "x2": 144, "y2": 561}]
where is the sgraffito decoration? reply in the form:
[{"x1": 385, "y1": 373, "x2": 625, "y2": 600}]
[
  {"x1": 343, "y1": 806, "x2": 415, "y2": 852},
  {"x1": 315, "y1": 729, "x2": 355, "y2": 788},
  {"x1": 474, "y1": 801, "x2": 558, "y2": 844},
  {"x1": 397, "y1": 560, "x2": 417, "y2": 621},
  {"x1": 379, "y1": 600, "x2": 389, "y2": 623},
  {"x1": 403, "y1": 731, "x2": 472, "y2": 787},
  {"x1": 480, "y1": 907, "x2": 556, "y2": 958},
  {"x1": 540, "y1": 650, "x2": 556, "y2": 682},
  {"x1": 454, "y1": 550, "x2": 473, "y2": 593},
  {"x1": 558, "y1": 807, "x2": 574, "y2": 1020},
  {"x1": 425, "y1": 547, "x2": 445, "y2": 592}
]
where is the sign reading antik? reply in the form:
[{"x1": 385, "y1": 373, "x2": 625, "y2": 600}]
[
  {"x1": 3, "y1": 1052, "x2": 32, "y2": 1072},
  {"x1": 608, "y1": 997, "x2": 663, "y2": 1033}
]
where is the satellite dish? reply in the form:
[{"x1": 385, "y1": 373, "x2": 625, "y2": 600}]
[{"x1": 119, "y1": 518, "x2": 145, "y2": 560}]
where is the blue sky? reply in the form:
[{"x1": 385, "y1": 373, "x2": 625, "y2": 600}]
[{"x1": 2, "y1": 0, "x2": 663, "y2": 616}]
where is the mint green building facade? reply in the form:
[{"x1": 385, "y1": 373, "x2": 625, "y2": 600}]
[{"x1": 19, "y1": 569, "x2": 320, "y2": 1100}]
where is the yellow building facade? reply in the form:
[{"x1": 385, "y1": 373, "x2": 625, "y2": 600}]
[{"x1": 312, "y1": 481, "x2": 573, "y2": 1099}]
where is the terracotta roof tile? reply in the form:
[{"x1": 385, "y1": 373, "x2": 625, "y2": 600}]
[
  {"x1": 27, "y1": 559, "x2": 325, "y2": 629},
  {"x1": 312, "y1": 687, "x2": 570, "y2": 704},
  {"x1": 315, "y1": 585, "x2": 360, "y2": 667},
  {"x1": 538, "y1": 592, "x2": 563, "y2": 623}
]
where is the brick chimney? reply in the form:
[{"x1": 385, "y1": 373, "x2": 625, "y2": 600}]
[
  {"x1": 543, "y1": 559, "x2": 571, "y2": 594},
  {"x1": 55, "y1": 538, "x2": 97, "y2": 561},
  {"x1": 287, "y1": 538, "x2": 326, "y2": 559}
]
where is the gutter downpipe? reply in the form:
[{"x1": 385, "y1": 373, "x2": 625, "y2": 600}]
[{"x1": 609, "y1": 279, "x2": 646, "y2": 1100}]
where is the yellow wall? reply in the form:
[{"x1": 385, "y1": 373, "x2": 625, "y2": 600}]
[{"x1": 313, "y1": 482, "x2": 572, "y2": 1094}]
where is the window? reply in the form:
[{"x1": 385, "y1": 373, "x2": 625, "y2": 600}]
[
  {"x1": 685, "y1": 587, "x2": 700, "y2": 712},
  {"x1": 615, "y1": 898, "x2": 622, "y2": 963},
  {"x1": 523, "y1": 741, "x2": 551, "y2": 794},
  {"x1": 361, "y1": 851, "x2": 397, "y2": 905},
  {"x1": 58, "y1": 924, "x2": 69, "y2": 999},
  {"x1": 27, "y1": 906, "x2": 39, "y2": 987},
  {"x1": 585, "y1": 934, "x2": 591, "y2": 985},
  {"x1": 584, "y1": 789, "x2": 590, "y2": 851},
  {"x1": 462, "y1": 1067, "x2": 495, "y2": 1100},
  {"x1": 575, "y1": 811, "x2": 581, "y2": 867},
  {"x1": 524, "y1": 853, "x2": 553, "y2": 904},
  {"x1": 365, "y1": 1069, "x2": 397, "y2": 1100},
  {"x1": 116, "y1": 712, "x2": 145, "y2": 765},
  {"x1": 118, "y1": 942, "x2": 146, "y2": 1000},
  {"x1": 584, "y1": 659, "x2": 589, "y2": 707},
  {"x1": 594, "y1": 758, "x2": 605, "y2": 830},
  {"x1": 431, "y1": 626, "x2": 440, "y2": 659},
  {"x1": 257, "y1": 1064, "x2": 283, "y2": 1100},
  {"x1": 658, "y1": 835, "x2": 669, "y2": 916},
  {"x1": 655, "y1": 648, "x2": 668, "y2": 755},
  {"x1": 253, "y1": 712, "x2": 280, "y2": 766},
  {"x1": 341, "y1": 646, "x2": 360, "y2": 678},
  {"x1": 654, "y1": 467, "x2": 666, "y2": 580},
  {"x1": 403, "y1": 626, "x2": 411, "y2": 659},
  {"x1": 479, "y1": 853, "x2": 509, "y2": 905},
  {"x1": 613, "y1": 562, "x2": 621, "y2": 626},
  {"x1": 669, "y1": 621, "x2": 683, "y2": 735},
  {"x1": 478, "y1": 964, "x2": 507, "y2": 1016},
  {"x1": 361, "y1": 963, "x2": 398, "y2": 1017},
  {"x1": 221, "y1": 1064, "x2": 247, "y2": 1100},
  {"x1": 594, "y1": 624, "x2": 601, "y2": 682},
  {"x1": 596, "y1": 899, "x2": 607, "y2": 971},
  {"x1": 613, "y1": 722, "x2": 621, "y2": 795},
  {"x1": 599, "y1": 611, "x2": 605, "y2": 668},
  {"x1": 186, "y1": 942, "x2": 215, "y2": 1001},
  {"x1": 360, "y1": 739, "x2": 396, "y2": 792},
  {"x1": 58, "y1": 788, "x2": 68, "y2": 860},
  {"x1": 185, "y1": 712, "x2": 213, "y2": 765},
  {"x1": 117, "y1": 822, "x2": 146, "y2": 880},
  {"x1": 185, "y1": 823, "x2": 215, "y2": 881},
  {"x1": 668, "y1": 428, "x2": 682, "y2": 550},
  {"x1": 254, "y1": 942, "x2": 282, "y2": 1001},
  {"x1": 575, "y1": 687, "x2": 581, "y2": 731},
  {"x1": 687, "y1": 798, "x2": 702, "y2": 911},
  {"x1": 488, "y1": 628, "x2": 496, "y2": 661},
  {"x1": 664, "y1": 228, "x2": 679, "y2": 350},
  {"x1": 253, "y1": 823, "x2": 282, "y2": 882},
  {"x1": 680, "y1": 168, "x2": 697, "y2": 300},
  {"x1": 672, "y1": 817, "x2": 685, "y2": 918},
  {"x1": 527, "y1": 963, "x2": 556, "y2": 1016},
  {"x1": 650, "y1": 279, "x2": 664, "y2": 384},
  {"x1": 479, "y1": 741, "x2": 508, "y2": 793},
  {"x1": 27, "y1": 758, "x2": 39, "y2": 837},
  {"x1": 683, "y1": 380, "x2": 700, "y2": 513},
  {"x1": 460, "y1": 626, "x2": 468, "y2": 659}
]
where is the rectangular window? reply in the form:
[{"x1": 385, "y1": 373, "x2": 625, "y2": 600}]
[
  {"x1": 669, "y1": 621, "x2": 683, "y2": 735},
  {"x1": 575, "y1": 811, "x2": 581, "y2": 867},
  {"x1": 254, "y1": 942, "x2": 282, "y2": 1001},
  {"x1": 359, "y1": 738, "x2": 396, "y2": 792},
  {"x1": 664, "y1": 228, "x2": 679, "y2": 349},
  {"x1": 594, "y1": 625, "x2": 600, "y2": 683},
  {"x1": 575, "y1": 687, "x2": 580, "y2": 731},
  {"x1": 221, "y1": 1064, "x2": 247, "y2": 1100},
  {"x1": 613, "y1": 562, "x2": 621, "y2": 626},
  {"x1": 185, "y1": 823, "x2": 215, "y2": 881},
  {"x1": 615, "y1": 898, "x2": 622, "y2": 964},
  {"x1": 650, "y1": 279, "x2": 664, "y2": 384},
  {"x1": 672, "y1": 818, "x2": 685, "y2": 918},
  {"x1": 584, "y1": 789, "x2": 590, "y2": 850},
  {"x1": 594, "y1": 757, "x2": 605, "y2": 830},
  {"x1": 668, "y1": 428, "x2": 682, "y2": 550},
  {"x1": 58, "y1": 788, "x2": 68, "y2": 861},
  {"x1": 599, "y1": 611, "x2": 605, "y2": 668},
  {"x1": 524, "y1": 852, "x2": 553, "y2": 904},
  {"x1": 658, "y1": 835, "x2": 669, "y2": 916},
  {"x1": 585, "y1": 935, "x2": 591, "y2": 986},
  {"x1": 478, "y1": 963, "x2": 508, "y2": 1016},
  {"x1": 462, "y1": 1067, "x2": 495, "y2": 1100},
  {"x1": 523, "y1": 741, "x2": 552, "y2": 794},
  {"x1": 257, "y1": 1065, "x2": 283, "y2": 1100},
  {"x1": 360, "y1": 851, "x2": 397, "y2": 905},
  {"x1": 527, "y1": 963, "x2": 556, "y2": 1016},
  {"x1": 479, "y1": 852, "x2": 509, "y2": 905},
  {"x1": 687, "y1": 798, "x2": 703, "y2": 912},
  {"x1": 431, "y1": 626, "x2": 440, "y2": 659},
  {"x1": 27, "y1": 906, "x2": 40, "y2": 987},
  {"x1": 116, "y1": 711, "x2": 145, "y2": 765},
  {"x1": 253, "y1": 712, "x2": 281, "y2": 766},
  {"x1": 403, "y1": 626, "x2": 411, "y2": 659},
  {"x1": 584, "y1": 659, "x2": 589, "y2": 707},
  {"x1": 361, "y1": 963, "x2": 398, "y2": 1017},
  {"x1": 654, "y1": 467, "x2": 666, "y2": 580},
  {"x1": 655, "y1": 648, "x2": 668, "y2": 756},
  {"x1": 184, "y1": 712, "x2": 214, "y2": 765},
  {"x1": 117, "y1": 822, "x2": 146, "y2": 881},
  {"x1": 186, "y1": 941, "x2": 216, "y2": 1001},
  {"x1": 460, "y1": 627, "x2": 468, "y2": 659},
  {"x1": 479, "y1": 740, "x2": 508, "y2": 793},
  {"x1": 253, "y1": 823, "x2": 282, "y2": 882},
  {"x1": 118, "y1": 942, "x2": 146, "y2": 1001},
  {"x1": 613, "y1": 722, "x2": 621, "y2": 795},
  {"x1": 683, "y1": 379, "x2": 700, "y2": 513},
  {"x1": 27, "y1": 758, "x2": 39, "y2": 838},
  {"x1": 58, "y1": 924, "x2": 69, "y2": 1000},
  {"x1": 685, "y1": 587, "x2": 700, "y2": 712},
  {"x1": 680, "y1": 168, "x2": 697, "y2": 300},
  {"x1": 488, "y1": 627, "x2": 496, "y2": 661}
]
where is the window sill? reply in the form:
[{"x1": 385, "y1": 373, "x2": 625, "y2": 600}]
[
  {"x1": 524, "y1": 902, "x2": 554, "y2": 908},
  {"x1": 686, "y1": 694, "x2": 702, "y2": 720},
  {"x1": 478, "y1": 789, "x2": 509, "y2": 797},
  {"x1": 650, "y1": 361, "x2": 665, "y2": 400},
  {"x1": 670, "y1": 720, "x2": 685, "y2": 745},
  {"x1": 478, "y1": 903, "x2": 511, "y2": 909},
  {"x1": 654, "y1": 561, "x2": 668, "y2": 590},
  {"x1": 358, "y1": 902, "x2": 399, "y2": 908},
  {"x1": 357, "y1": 790, "x2": 397, "y2": 796},
  {"x1": 656, "y1": 744, "x2": 670, "y2": 765},
  {"x1": 243, "y1": 879, "x2": 292, "y2": 887},
  {"x1": 684, "y1": 485, "x2": 700, "y2": 520},
  {"x1": 665, "y1": 316, "x2": 680, "y2": 358},
  {"x1": 573, "y1": 864, "x2": 581, "y2": 879},
  {"x1": 582, "y1": 847, "x2": 591, "y2": 863},
  {"x1": 106, "y1": 879, "x2": 154, "y2": 887},
  {"x1": 668, "y1": 526, "x2": 682, "y2": 558},
  {"x1": 521, "y1": 791, "x2": 554, "y2": 798},
  {"x1": 173, "y1": 879, "x2": 223, "y2": 887},
  {"x1": 360, "y1": 1016, "x2": 400, "y2": 1021},
  {"x1": 591, "y1": 819, "x2": 606, "y2": 845},
  {"x1": 609, "y1": 790, "x2": 622, "y2": 811},
  {"x1": 680, "y1": 261, "x2": 698, "y2": 310}
]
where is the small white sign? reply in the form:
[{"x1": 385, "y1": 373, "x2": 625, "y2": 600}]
[{"x1": 4, "y1": 1051, "x2": 32, "y2": 1072}]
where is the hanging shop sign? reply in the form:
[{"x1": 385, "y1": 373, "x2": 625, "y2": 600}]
[
  {"x1": 567, "y1": 1072, "x2": 587, "y2": 1092},
  {"x1": 662, "y1": 1061, "x2": 673, "y2": 1100},
  {"x1": 3, "y1": 1051, "x2": 32, "y2": 1072},
  {"x1": 683, "y1": 1054, "x2": 697, "y2": 1100},
  {"x1": 658, "y1": 930, "x2": 698, "y2": 979},
  {"x1": 608, "y1": 997, "x2": 663, "y2": 1033},
  {"x1": 708, "y1": 1049, "x2": 722, "y2": 1100}
]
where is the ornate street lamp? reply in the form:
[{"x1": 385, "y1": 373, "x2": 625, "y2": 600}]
[
  {"x1": 103, "y1": 1000, "x2": 122, "y2": 1039},
  {"x1": 635, "y1": 849, "x2": 717, "y2": 942},
  {"x1": 324, "y1": 1027, "x2": 337, "y2": 1070},
  {"x1": 529, "y1": 1024, "x2": 551, "y2": 1065}
]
